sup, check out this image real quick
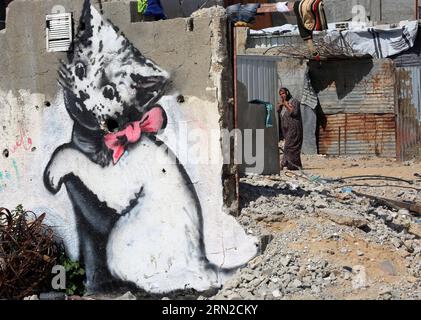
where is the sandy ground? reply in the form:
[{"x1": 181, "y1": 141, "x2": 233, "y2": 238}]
[{"x1": 301, "y1": 154, "x2": 421, "y2": 180}]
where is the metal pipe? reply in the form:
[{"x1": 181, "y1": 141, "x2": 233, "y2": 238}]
[
  {"x1": 338, "y1": 127, "x2": 341, "y2": 156},
  {"x1": 233, "y1": 25, "x2": 240, "y2": 216},
  {"x1": 233, "y1": 31, "x2": 237, "y2": 117}
]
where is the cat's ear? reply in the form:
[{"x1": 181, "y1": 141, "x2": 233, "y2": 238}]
[
  {"x1": 130, "y1": 74, "x2": 168, "y2": 91},
  {"x1": 130, "y1": 74, "x2": 169, "y2": 110},
  {"x1": 80, "y1": 0, "x2": 92, "y2": 26},
  {"x1": 77, "y1": 0, "x2": 94, "y2": 44}
]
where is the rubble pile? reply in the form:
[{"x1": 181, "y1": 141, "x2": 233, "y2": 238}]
[{"x1": 211, "y1": 173, "x2": 421, "y2": 300}]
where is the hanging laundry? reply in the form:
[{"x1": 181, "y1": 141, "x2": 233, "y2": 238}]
[
  {"x1": 294, "y1": 0, "x2": 328, "y2": 40},
  {"x1": 276, "y1": 2, "x2": 290, "y2": 13},
  {"x1": 249, "y1": 99, "x2": 274, "y2": 128},
  {"x1": 143, "y1": 0, "x2": 166, "y2": 20},
  {"x1": 137, "y1": 0, "x2": 147, "y2": 14},
  {"x1": 227, "y1": 3, "x2": 261, "y2": 25}
]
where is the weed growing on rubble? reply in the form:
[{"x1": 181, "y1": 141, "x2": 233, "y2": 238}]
[{"x1": 57, "y1": 252, "x2": 86, "y2": 296}]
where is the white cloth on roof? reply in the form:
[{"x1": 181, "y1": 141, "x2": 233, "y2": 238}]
[
  {"x1": 324, "y1": 20, "x2": 419, "y2": 58},
  {"x1": 249, "y1": 24, "x2": 298, "y2": 35},
  {"x1": 276, "y1": 1, "x2": 290, "y2": 13},
  {"x1": 251, "y1": 20, "x2": 419, "y2": 59}
]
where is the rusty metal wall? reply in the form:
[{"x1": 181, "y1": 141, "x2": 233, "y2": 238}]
[
  {"x1": 314, "y1": 59, "x2": 398, "y2": 158},
  {"x1": 319, "y1": 114, "x2": 397, "y2": 157},
  {"x1": 396, "y1": 66, "x2": 421, "y2": 161},
  {"x1": 310, "y1": 59, "x2": 396, "y2": 114}
]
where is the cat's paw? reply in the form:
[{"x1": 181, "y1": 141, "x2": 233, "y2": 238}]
[
  {"x1": 43, "y1": 164, "x2": 63, "y2": 194},
  {"x1": 43, "y1": 147, "x2": 76, "y2": 193}
]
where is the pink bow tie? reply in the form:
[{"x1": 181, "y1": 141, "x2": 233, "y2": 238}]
[{"x1": 104, "y1": 107, "x2": 164, "y2": 165}]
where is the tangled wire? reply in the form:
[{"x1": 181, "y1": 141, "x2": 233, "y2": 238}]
[{"x1": 0, "y1": 206, "x2": 61, "y2": 300}]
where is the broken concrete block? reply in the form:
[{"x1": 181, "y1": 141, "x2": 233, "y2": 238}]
[{"x1": 319, "y1": 208, "x2": 369, "y2": 228}]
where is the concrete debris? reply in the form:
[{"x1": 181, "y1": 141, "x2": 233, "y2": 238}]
[
  {"x1": 318, "y1": 208, "x2": 369, "y2": 228},
  {"x1": 272, "y1": 289, "x2": 281, "y2": 298},
  {"x1": 210, "y1": 172, "x2": 421, "y2": 300},
  {"x1": 408, "y1": 223, "x2": 421, "y2": 238},
  {"x1": 352, "y1": 265, "x2": 369, "y2": 290},
  {"x1": 115, "y1": 291, "x2": 137, "y2": 300}
]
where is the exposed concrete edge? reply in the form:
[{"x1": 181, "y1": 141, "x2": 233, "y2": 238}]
[{"x1": 208, "y1": 15, "x2": 238, "y2": 216}]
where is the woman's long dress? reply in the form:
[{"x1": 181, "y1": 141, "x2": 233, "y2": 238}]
[{"x1": 281, "y1": 98, "x2": 303, "y2": 170}]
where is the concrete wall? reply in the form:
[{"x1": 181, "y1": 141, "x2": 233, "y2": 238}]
[
  {"x1": 0, "y1": 0, "x2": 258, "y2": 295},
  {"x1": 277, "y1": 58, "x2": 307, "y2": 101},
  {"x1": 322, "y1": 0, "x2": 416, "y2": 24},
  {"x1": 380, "y1": 0, "x2": 417, "y2": 22}
]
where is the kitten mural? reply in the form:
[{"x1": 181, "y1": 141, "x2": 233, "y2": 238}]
[{"x1": 43, "y1": 0, "x2": 256, "y2": 294}]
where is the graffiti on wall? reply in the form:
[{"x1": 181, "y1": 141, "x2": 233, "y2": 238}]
[
  {"x1": 43, "y1": 0, "x2": 246, "y2": 294},
  {"x1": 0, "y1": 159, "x2": 19, "y2": 192},
  {"x1": 9, "y1": 127, "x2": 33, "y2": 154}
]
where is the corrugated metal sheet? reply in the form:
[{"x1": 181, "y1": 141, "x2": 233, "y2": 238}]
[
  {"x1": 396, "y1": 66, "x2": 421, "y2": 161},
  {"x1": 249, "y1": 34, "x2": 303, "y2": 49},
  {"x1": 248, "y1": 32, "x2": 327, "y2": 50},
  {"x1": 311, "y1": 59, "x2": 396, "y2": 114},
  {"x1": 237, "y1": 55, "x2": 279, "y2": 108},
  {"x1": 319, "y1": 114, "x2": 396, "y2": 157}
]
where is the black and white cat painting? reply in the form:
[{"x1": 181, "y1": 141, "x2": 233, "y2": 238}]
[{"x1": 43, "y1": 0, "x2": 231, "y2": 294}]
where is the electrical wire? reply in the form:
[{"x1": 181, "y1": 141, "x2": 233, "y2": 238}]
[
  {"x1": 335, "y1": 184, "x2": 421, "y2": 192},
  {"x1": 330, "y1": 175, "x2": 414, "y2": 185}
]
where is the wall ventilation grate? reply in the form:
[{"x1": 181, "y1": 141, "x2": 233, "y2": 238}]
[{"x1": 46, "y1": 13, "x2": 72, "y2": 52}]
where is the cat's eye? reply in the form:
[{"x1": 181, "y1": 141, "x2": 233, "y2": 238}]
[
  {"x1": 103, "y1": 84, "x2": 116, "y2": 100},
  {"x1": 75, "y1": 62, "x2": 86, "y2": 80}
]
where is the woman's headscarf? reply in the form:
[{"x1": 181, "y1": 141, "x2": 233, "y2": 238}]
[{"x1": 280, "y1": 87, "x2": 292, "y2": 101}]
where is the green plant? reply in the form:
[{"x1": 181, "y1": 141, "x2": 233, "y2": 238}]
[{"x1": 57, "y1": 251, "x2": 86, "y2": 296}]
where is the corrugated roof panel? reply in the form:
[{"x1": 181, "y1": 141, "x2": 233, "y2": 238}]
[
  {"x1": 319, "y1": 114, "x2": 396, "y2": 157},
  {"x1": 396, "y1": 66, "x2": 421, "y2": 160},
  {"x1": 311, "y1": 59, "x2": 396, "y2": 114}
]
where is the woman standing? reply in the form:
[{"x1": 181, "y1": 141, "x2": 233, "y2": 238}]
[{"x1": 277, "y1": 88, "x2": 303, "y2": 170}]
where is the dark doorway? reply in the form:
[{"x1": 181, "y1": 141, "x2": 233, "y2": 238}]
[{"x1": 0, "y1": 0, "x2": 5, "y2": 30}]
